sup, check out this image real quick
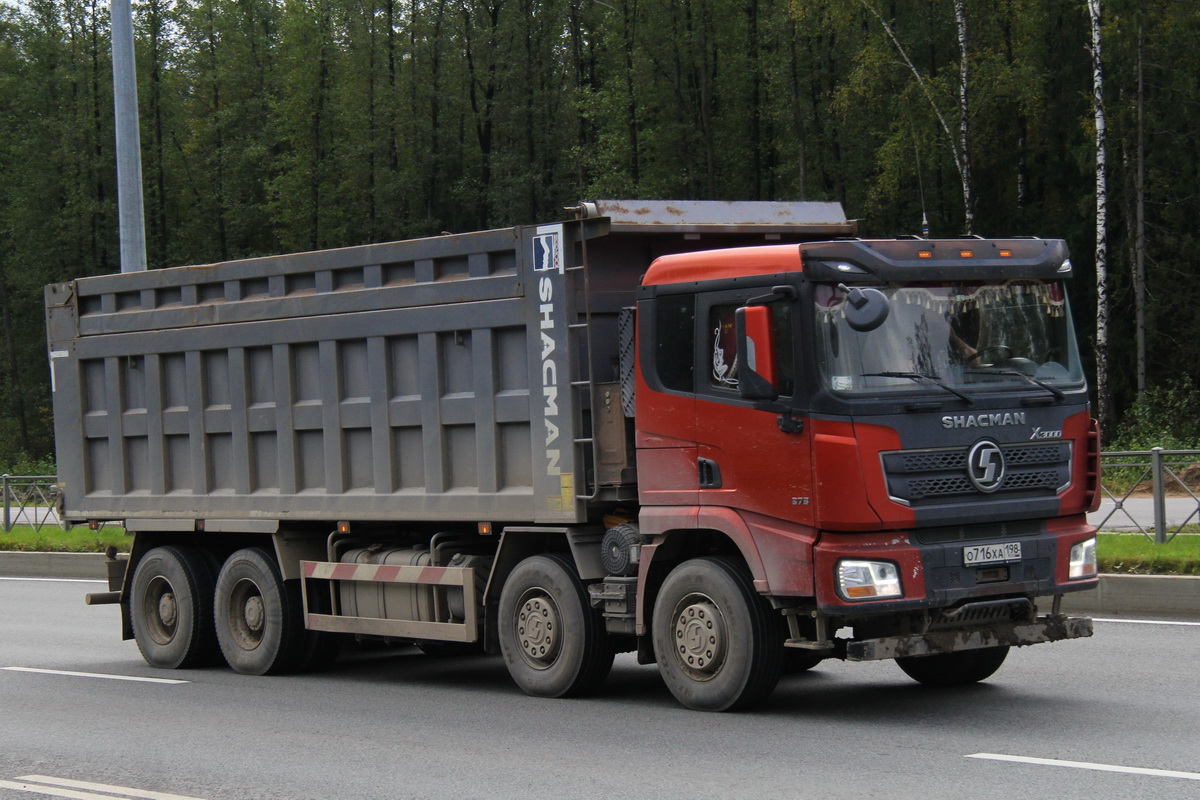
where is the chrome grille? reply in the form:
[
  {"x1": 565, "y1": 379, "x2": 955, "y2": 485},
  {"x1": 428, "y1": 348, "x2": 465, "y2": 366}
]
[
  {"x1": 908, "y1": 475, "x2": 973, "y2": 498},
  {"x1": 882, "y1": 440, "x2": 1072, "y2": 505},
  {"x1": 1003, "y1": 470, "x2": 1062, "y2": 490},
  {"x1": 1006, "y1": 445, "x2": 1063, "y2": 465},
  {"x1": 900, "y1": 451, "x2": 966, "y2": 472}
]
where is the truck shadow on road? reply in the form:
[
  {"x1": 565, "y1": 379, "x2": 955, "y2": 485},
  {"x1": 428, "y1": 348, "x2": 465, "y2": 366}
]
[{"x1": 101, "y1": 643, "x2": 1092, "y2": 727}]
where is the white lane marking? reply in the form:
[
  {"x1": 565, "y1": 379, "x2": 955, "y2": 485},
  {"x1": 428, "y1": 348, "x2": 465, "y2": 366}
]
[
  {"x1": 2, "y1": 667, "x2": 188, "y2": 685},
  {"x1": 968, "y1": 753, "x2": 1200, "y2": 781},
  {"x1": 0, "y1": 779, "x2": 121, "y2": 800},
  {"x1": 0, "y1": 577, "x2": 106, "y2": 584},
  {"x1": 14, "y1": 776, "x2": 209, "y2": 800},
  {"x1": 1093, "y1": 617, "x2": 1200, "y2": 627}
]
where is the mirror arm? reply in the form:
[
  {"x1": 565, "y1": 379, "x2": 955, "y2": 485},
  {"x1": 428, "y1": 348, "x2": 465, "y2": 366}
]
[
  {"x1": 777, "y1": 409, "x2": 803, "y2": 434},
  {"x1": 752, "y1": 402, "x2": 804, "y2": 434},
  {"x1": 747, "y1": 285, "x2": 797, "y2": 305}
]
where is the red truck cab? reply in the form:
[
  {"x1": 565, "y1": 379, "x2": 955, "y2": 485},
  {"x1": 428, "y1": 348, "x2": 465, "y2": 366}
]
[{"x1": 627, "y1": 238, "x2": 1097, "y2": 704}]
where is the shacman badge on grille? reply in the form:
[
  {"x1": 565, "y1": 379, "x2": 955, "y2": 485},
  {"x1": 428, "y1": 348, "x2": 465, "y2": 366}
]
[{"x1": 967, "y1": 439, "x2": 1006, "y2": 492}]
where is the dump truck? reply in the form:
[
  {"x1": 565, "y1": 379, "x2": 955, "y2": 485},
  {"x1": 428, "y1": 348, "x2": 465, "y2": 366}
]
[{"x1": 47, "y1": 200, "x2": 1099, "y2": 711}]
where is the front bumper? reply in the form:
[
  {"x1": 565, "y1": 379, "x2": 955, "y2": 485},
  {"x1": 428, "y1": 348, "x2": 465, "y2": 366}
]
[
  {"x1": 844, "y1": 612, "x2": 1093, "y2": 661},
  {"x1": 812, "y1": 519, "x2": 1099, "y2": 614}
]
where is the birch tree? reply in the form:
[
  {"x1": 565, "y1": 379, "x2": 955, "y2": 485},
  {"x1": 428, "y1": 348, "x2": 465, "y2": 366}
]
[
  {"x1": 1133, "y1": 22, "x2": 1145, "y2": 399},
  {"x1": 953, "y1": 0, "x2": 973, "y2": 234},
  {"x1": 857, "y1": 0, "x2": 974, "y2": 233},
  {"x1": 1088, "y1": 0, "x2": 1110, "y2": 431}
]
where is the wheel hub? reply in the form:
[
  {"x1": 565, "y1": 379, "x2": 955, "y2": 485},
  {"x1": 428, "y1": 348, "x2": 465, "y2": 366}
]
[
  {"x1": 226, "y1": 578, "x2": 265, "y2": 651},
  {"x1": 516, "y1": 593, "x2": 560, "y2": 667},
  {"x1": 157, "y1": 592, "x2": 178, "y2": 628},
  {"x1": 143, "y1": 575, "x2": 179, "y2": 646},
  {"x1": 243, "y1": 595, "x2": 265, "y2": 632},
  {"x1": 673, "y1": 596, "x2": 726, "y2": 678}
]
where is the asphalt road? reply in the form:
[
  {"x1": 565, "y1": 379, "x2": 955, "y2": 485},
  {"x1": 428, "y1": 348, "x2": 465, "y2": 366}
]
[
  {"x1": 1, "y1": 577, "x2": 1198, "y2": 800},
  {"x1": 1090, "y1": 496, "x2": 1199, "y2": 531}
]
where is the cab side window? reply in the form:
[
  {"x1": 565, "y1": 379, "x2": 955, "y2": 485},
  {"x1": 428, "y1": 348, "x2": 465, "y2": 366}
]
[
  {"x1": 654, "y1": 295, "x2": 695, "y2": 393},
  {"x1": 705, "y1": 300, "x2": 795, "y2": 397}
]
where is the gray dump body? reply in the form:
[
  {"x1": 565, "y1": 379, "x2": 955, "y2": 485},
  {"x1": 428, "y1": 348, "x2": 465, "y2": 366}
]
[{"x1": 46, "y1": 201, "x2": 854, "y2": 529}]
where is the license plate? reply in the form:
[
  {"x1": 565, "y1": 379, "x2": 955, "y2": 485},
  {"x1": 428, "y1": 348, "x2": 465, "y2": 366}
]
[{"x1": 963, "y1": 541, "x2": 1022, "y2": 567}]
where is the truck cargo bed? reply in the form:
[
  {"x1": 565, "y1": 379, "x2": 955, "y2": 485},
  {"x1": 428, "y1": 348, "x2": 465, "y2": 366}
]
[{"x1": 46, "y1": 201, "x2": 854, "y2": 529}]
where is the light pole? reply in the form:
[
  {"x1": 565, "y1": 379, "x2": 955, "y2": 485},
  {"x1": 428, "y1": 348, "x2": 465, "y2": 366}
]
[{"x1": 111, "y1": 0, "x2": 147, "y2": 272}]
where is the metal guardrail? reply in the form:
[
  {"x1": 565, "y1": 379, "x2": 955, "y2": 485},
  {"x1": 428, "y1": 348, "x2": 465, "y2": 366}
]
[
  {"x1": 5, "y1": 454, "x2": 1198, "y2": 540},
  {"x1": 1, "y1": 475, "x2": 65, "y2": 533},
  {"x1": 1097, "y1": 449, "x2": 1200, "y2": 543}
]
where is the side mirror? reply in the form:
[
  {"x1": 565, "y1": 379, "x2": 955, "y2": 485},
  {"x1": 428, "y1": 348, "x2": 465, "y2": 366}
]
[
  {"x1": 735, "y1": 305, "x2": 778, "y2": 401},
  {"x1": 839, "y1": 284, "x2": 890, "y2": 332}
]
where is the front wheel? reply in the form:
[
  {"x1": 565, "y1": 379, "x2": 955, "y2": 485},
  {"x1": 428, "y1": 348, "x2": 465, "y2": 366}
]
[
  {"x1": 782, "y1": 649, "x2": 825, "y2": 674},
  {"x1": 498, "y1": 554, "x2": 614, "y2": 698},
  {"x1": 896, "y1": 646, "x2": 1010, "y2": 686},
  {"x1": 652, "y1": 557, "x2": 782, "y2": 711}
]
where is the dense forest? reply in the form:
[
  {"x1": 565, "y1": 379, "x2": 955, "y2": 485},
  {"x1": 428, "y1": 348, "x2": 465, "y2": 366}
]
[{"x1": 0, "y1": 0, "x2": 1197, "y2": 466}]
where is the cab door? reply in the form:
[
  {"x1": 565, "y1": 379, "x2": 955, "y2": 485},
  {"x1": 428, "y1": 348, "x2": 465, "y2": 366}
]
[
  {"x1": 634, "y1": 291, "x2": 699, "y2": 507},
  {"x1": 691, "y1": 290, "x2": 815, "y2": 527}
]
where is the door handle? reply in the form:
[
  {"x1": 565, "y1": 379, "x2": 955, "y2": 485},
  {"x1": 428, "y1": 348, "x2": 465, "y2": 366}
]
[{"x1": 698, "y1": 458, "x2": 723, "y2": 489}]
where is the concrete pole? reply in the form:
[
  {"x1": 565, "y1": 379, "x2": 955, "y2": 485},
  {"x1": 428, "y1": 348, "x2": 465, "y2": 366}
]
[{"x1": 111, "y1": 0, "x2": 148, "y2": 272}]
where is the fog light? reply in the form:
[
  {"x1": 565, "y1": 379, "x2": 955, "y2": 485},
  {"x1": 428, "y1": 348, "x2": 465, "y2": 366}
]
[
  {"x1": 1069, "y1": 537, "x2": 1097, "y2": 579},
  {"x1": 836, "y1": 560, "x2": 902, "y2": 601}
]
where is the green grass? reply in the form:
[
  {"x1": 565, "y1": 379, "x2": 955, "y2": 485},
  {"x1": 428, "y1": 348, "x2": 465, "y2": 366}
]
[
  {"x1": 0, "y1": 525, "x2": 130, "y2": 553},
  {"x1": 1097, "y1": 531, "x2": 1200, "y2": 576}
]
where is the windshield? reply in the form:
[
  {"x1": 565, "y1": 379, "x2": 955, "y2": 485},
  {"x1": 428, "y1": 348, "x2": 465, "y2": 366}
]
[{"x1": 814, "y1": 280, "x2": 1084, "y2": 395}]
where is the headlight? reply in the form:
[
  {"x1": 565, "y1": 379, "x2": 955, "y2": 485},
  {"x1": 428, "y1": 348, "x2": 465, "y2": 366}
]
[
  {"x1": 1069, "y1": 537, "x2": 1097, "y2": 579},
  {"x1": 836, "y1": 559, "x2": 902, "y2": 601}
]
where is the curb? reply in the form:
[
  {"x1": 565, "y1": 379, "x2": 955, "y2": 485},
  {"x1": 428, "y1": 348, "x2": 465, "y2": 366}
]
[
  {"x1": 1059, "y1": 574, "x2": 1200, "y2": 618},
  {"x1": 1, "y1": 551, "x2": 111, "y2": 580},
  {"x1": 1, "y1": 552, "x2": 1196, "y2": 619}
]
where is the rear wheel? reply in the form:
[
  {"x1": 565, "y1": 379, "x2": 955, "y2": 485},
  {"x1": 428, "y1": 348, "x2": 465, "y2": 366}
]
[
  {"x1": 498, "y1": 554, "x2": 614, "y2": 697},
  {"x1": 130, "y1": 546, "x2": 218, "y2": 669},
  {"x1": 652, "y1": 557, "x2": 782, "y2": 711},
  {"x1": 896, "y1": 646, "x2": 1010, "y2": 687},
  {"x1": 214, "y1": 548, "x2": 302, "y2": 675}
]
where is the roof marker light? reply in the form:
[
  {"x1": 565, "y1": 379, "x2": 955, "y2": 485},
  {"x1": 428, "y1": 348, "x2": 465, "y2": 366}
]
[
  {"x1": 959, "y1": 250, "x2": 974, "y2": 258},
  {"x1": 918, "y1": 250, "x2": 933, "y2": 259},
  {"x1": 999, "y1": 249, "x2": 1013, "y2": 258}
]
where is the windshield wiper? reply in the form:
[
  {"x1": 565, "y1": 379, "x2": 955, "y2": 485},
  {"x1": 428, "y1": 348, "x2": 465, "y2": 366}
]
[
  {"x1": 968, "y1": 369, "x2": 1066, "y2": 403},
  {"x1": 861, "y1": 371, "x2": 974, "y2": 406}
]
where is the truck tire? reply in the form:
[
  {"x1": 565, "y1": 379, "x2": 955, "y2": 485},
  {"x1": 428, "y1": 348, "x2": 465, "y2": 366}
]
[
  {"x1": 498, "y1": 554, "x2": 614, "y2": 697},
  {"x1": 895, "y1": 646, "x2": 1010, "y2": 687},
  {"x1": 782, "y1": 649, "x2": 825, "y2": 673},
  {"x1": 652, "y1": 557, "x2": 782, "y2": 711},
  {"x1": 214, "y1": 548, "x2": 303, "y2": 675},
  {"x1": 130, "y1": 546, "x2": 219, "y2": 669}
]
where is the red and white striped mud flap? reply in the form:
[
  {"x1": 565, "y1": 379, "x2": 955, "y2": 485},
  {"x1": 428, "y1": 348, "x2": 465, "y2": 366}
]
[{"x1": 300, "y1": 560, "x2": 478, "y2": 642}]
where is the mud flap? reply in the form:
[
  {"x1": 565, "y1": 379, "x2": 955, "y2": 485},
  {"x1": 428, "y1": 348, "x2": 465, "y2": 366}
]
[{"x1": 846, "y1": 614, "x2": 1093, "y2": 661}]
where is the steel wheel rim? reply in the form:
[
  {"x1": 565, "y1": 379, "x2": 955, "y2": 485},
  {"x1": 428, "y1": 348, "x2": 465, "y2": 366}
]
[
  {"x1": 670, "y1": 592, "x2": 727, "y2": 681},
  {"x1": 226, "y1": 578, "x2": 265, "y2": 651},
  {"x1": 514, "y1": 588, "x2": 561, "y2": 669},
  {"x1": 143, "y1": 575, "x2": 178, "y2": 646}
]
